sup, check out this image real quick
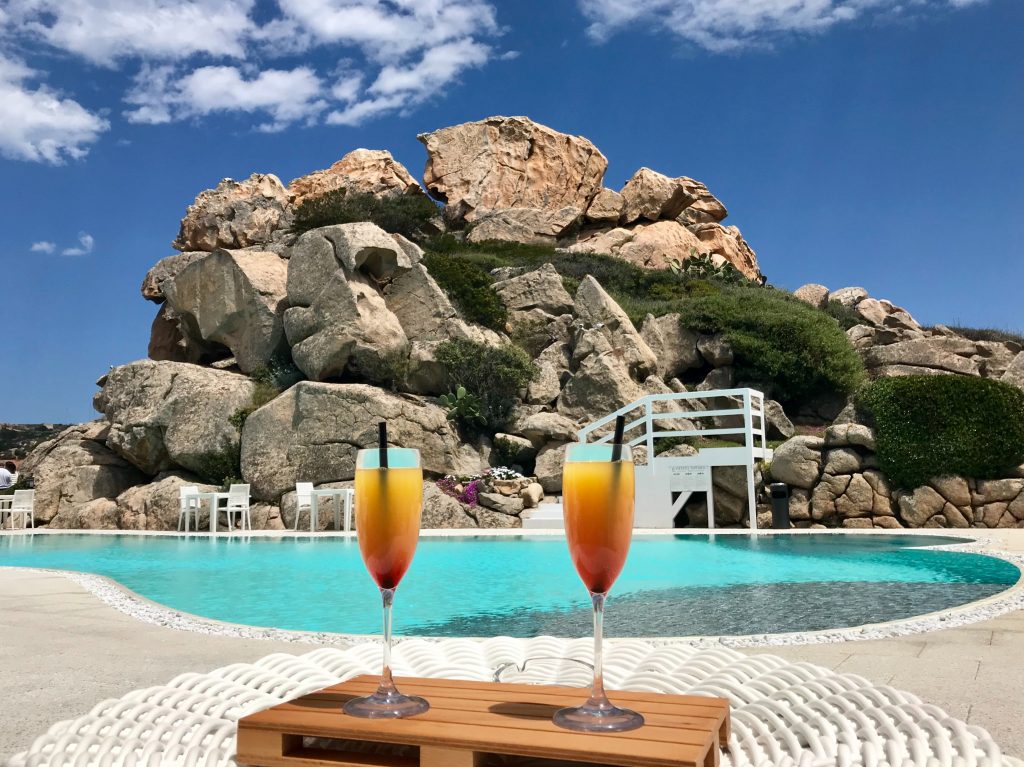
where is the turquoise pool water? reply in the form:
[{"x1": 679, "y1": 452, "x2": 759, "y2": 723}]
[{"x1": 0, "y1": 533, "x2": 1017, "y2": 637}]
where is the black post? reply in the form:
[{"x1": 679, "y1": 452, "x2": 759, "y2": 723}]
[{"x1": 769, "y1": 483, "x2": 790, "y2": 529}]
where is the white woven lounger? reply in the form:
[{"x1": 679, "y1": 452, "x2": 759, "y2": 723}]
[{"x1": 7, "y1": 637, "x2": 1021, "y2": 767}]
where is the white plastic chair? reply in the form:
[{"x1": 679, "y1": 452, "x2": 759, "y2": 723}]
[
  {"x1": 178, "y1": 485, "x2": 200, "y2": 532},
  {"x1": 223, "y1": 484, "x2": 251, "y2": 531},
  {"x1": 294, "y1": 482, "x2": 314, "y2": 530},
  {"x1": 6, "y1": 490, "x2": 35, "y2": 529}
]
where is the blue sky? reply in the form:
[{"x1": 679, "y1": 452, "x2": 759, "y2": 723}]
[{"x1": 1, "y1": 0, "x2": 1021, "y2": 423}]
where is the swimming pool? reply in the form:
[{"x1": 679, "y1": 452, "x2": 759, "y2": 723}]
[{"x1": 0, "y1": 533, "x2": 1018, "y2": 637}]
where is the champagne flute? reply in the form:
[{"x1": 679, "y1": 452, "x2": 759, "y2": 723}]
[
  {"x1": 554, "y1": 433, "x2": 644, "y2": 733},
  {"x1": 343, "y1": 435, "x2": 429, "y2": 719}
]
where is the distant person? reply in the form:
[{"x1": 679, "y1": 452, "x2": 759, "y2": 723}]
[{"x1": 0, "y1": 461, "x2": 14, "y2": 490}]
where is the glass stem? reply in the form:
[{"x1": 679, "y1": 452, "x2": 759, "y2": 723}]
[
  {"x1": 587, "y1": 591, "x2": 611, "y2": 709},
  {"x1": 377, "y1": 587, "x2": 396, "y2": 696}
]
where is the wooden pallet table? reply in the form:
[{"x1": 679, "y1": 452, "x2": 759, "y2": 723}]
[{"x1": 237, "y1": 675, "x2": 730, "y2": 767}]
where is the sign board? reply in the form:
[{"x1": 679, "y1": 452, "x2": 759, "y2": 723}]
[{"x1": 668, "y1": 465, "x2": 711, "y2": 492}]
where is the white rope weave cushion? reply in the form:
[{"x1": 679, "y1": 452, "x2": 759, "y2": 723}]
[{"x1": 6, "y1": 637, "x2": 1020, "y2": 767}]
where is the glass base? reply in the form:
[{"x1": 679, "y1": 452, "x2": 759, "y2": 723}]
[
  {"x1": 553, "y1": 701, "x2": 645, "y2": 733},
  {"x1": 343, "y1": 690, "x2": 430, "y2": 719}
]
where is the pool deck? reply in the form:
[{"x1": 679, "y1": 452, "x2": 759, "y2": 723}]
[{"x1": 1, "y1": 530, "x2": 1022, "y2": 760}]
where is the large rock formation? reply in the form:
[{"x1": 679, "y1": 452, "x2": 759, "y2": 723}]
[
  {"x1": 288, "y1": 149, "x2": 422, "y2": 207},
  {"x1": 94, "y1": 360, "x2": 255, "y2": 476},
  {"x1": 173, "y1": 173, "x2": 291, "y2": 252},
  {"x1": 418, "y1": 117, "x2": 762, "y2": 280},
  {"x1": 161, "y1": 249, "x2": 289, "y2": 373},
  {"x1": 419, "y1": 115, "x2": 607, "y2": 230},
  {"x1": 284, "y1": 223, "x2": 415, "y2": 382},
  {"x1": 19, "y1": 422, "x2": 146, "y2": 525},
  {"x1": 239, "y1": 382, "x2": 481, "y2": 501}
]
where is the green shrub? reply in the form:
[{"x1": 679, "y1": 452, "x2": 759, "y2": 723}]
[
  {"x1": 193, "y1": 446, "x2": 242, "y2": 490},
  {"x1": 435, "y1": 339, "x2": 534, "y2": 436},
  {"x1": 229, "y1": 357, "x2": 301, "y2": 429},
  {"x1": 360, "y1": 348, "x2": 412, "y2": 392},
  {"x1": 291, "y1": 188, "x2": 440, "y2": 240},
  {"x1": 822, "y1": 300, "x2": 864, "y2": 330},
  {"x1": 677, "y1": 285, "x2": 865, "y2": 405},
  {"x1": 420, "y1": 252, "x2": 507, "y2": 331},
  {"x1": 857, "y1": 375, "x2": 1024, "y2": 489}
]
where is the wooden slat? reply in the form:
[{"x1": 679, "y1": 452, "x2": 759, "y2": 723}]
[{"x1": 238, "y1": 675, "x2": 728, "y2": 767}]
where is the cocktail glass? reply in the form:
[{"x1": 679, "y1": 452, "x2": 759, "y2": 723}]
[
  {"x1": 343, "y1": 447, "x2": 429, "y2": 718},
  {"x1": 553, "y1": 442, "x2": 644, "y2": 733}
]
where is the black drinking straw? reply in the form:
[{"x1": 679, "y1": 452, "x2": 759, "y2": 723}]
[
  {"x1": 378, "y1": 422, "x2": 389, "y2": 469},
  {"x1": 610, "y1": 415, "x2": 626, "y2": 462}
]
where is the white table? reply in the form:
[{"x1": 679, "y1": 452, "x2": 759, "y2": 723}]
[
  {"x1": 309, "y1": 488, "x2": 354, "y2": 532},
  {"x1": 182, "y1": 491, "x2": 231, "y2": 533}
]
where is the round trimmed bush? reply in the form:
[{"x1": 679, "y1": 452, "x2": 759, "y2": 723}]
[
  {"x1": 677, "y1": 285, "x2": 865, "y2": 406},
  {"x1": 857, "y1": 375, "x2": 1024, "y2": 489}
]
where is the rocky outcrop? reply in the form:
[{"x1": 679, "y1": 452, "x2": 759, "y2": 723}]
[
  {"x1": 173, "y1": 174, "x2": 291, "y2": 252},
  {"x1": 141, "y1": 252, "x2": 205, "y2": 302},
  {"x1": 284, "y1": 223, "x2": 414, "y2": 382},
  {"x1": 115, "y1": 472, "x2": 217, "y2": 531},
  {"x1": 619, "y1": 168, "x2": 727, "y2": 226},
  {"x1": 94, "y1": 361, "x2": 255, "y2": 477},
  {"x1": 161, "y1": 249, "x2": 289, "y2": 374},
  {"x1": 19, "y1": 421, "x2": 146, "y2": 524},
  {"x1": 419, "y1": 115, "x2": 607, "y2": 232},
  {"x1": 493, "y1": 263, "x2": 574, "y2": 318},
  {"x1": 573, "y1": 276, "x2": 657, "y2": 378},
  {"x1": 240, "y1": 382, "x2": 482, "y2": 501},
  {"x1": 288, "y1": 149, "x2": 422, "y2": 207},
  {"x1": 569, "y1": 220, "x2": 704, "y2": 270},
  {"x1": 640, "y1": 314, "x2": 700, "y2": 380}
]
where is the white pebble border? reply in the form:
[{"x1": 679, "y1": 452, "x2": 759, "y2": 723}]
[{"x1": 1, "y1": 531, "x2": 1021, "y2": 649}]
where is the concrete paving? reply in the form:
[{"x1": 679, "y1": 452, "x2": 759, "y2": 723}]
[
  {"x1": 1, "y1": 530, "x2": 1022, "y2": 761},
  {"x1": 0, "y1": 569, "x2": 337, "y2": 760}
]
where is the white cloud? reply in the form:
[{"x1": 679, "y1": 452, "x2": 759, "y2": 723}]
[
  {"x1": 578, "y1": 0, "x2": 990, "y2": 51},
  {"x1": 5, "y1": 0, "x2": 255, "y2": 66},
  {"x1": 0, "y1": 57, "x2": 109, "y2": 164},
  {"x1": 30, "y1": 241, "x2": 55, "y2": 254},
  {"x1": 61, "y1": 232, "x2": 94, "y2": 256},
  {"x1": 125, "y1": 65, "x2": 327, "y2": 130},
  {"x1": 328, "y1": 38, "x2": 490, "y2": 126},
  {"x1": 276, "y1": 0, "x2": 498, "y2": 60},
  {"x1": 1, "y1": 0, "x2": 502, "y2": 152}
]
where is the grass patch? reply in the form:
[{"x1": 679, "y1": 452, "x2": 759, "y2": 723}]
[
  {"x1": 422, "y1": 236, "x2": 864, "y2": 405},
  {"x1": 292, "y1": 188, "x2": 440, "y2": 240},
  {"x1": 945, "y1": 325, "x2": 1024, "y2": 346},
  {"x1": 420, "y1": 251, "x2": 507, "y2": 332},
  {"x1": 857, "y1": 375, "x2": 1024, "y2": 488},
  {"x1": 422, "y1": 235, "x2": 720, "y2": 324},
  {"x1": 677, "y1": 285, "x2": 866, "y2": 406}
]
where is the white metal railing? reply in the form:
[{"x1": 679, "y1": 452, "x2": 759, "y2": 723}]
[
  {"x1": 577, "y1": 388, "x2": 772, "y2": 531},
  {"x1": 577, "y1": 388, "x2": 769, "y2": 457}
]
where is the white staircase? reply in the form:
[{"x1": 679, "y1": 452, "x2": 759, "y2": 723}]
[
  {"x1": 521, "y1": 501, "x2": 564, "y2": 529},
  {"x1": 576, "y1": 388, "x2": 774, "y2": 531}
]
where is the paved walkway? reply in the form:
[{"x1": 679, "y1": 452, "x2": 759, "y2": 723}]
[
  {"x1": 1, "y1": 531, "x2": 1022, "y2": 761},
  {"x1": 0, "y1": 569, "x2": 332, "y2": 759}
]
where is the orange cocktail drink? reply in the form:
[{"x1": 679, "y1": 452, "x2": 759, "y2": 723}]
[
  {"x1": 355, "y1": 465, "x2": 423, "y2": 590},
  {"x1": 554, "y1": 438, "x2": 644, "y2": 733},
  {"x1": 563, "y1": 459, "x2": 636, "y2": 594},
  {"x1": 344, "y1": 444, "x2": 429, "y2": 719}
]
